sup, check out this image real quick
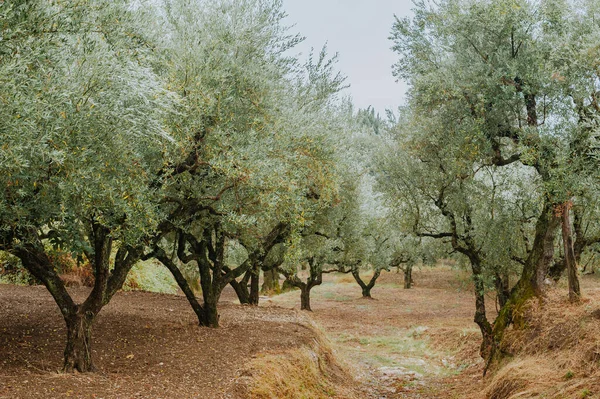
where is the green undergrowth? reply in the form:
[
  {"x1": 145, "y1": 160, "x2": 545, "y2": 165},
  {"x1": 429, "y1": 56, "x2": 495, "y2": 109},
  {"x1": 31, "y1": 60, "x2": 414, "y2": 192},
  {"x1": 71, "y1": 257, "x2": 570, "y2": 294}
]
[
  {"x1": 123, "y1": 259, "x2": 179, "y2": 294},
  {"x1": 333, "y1": 326, "x2": 459, "y2": 377}
]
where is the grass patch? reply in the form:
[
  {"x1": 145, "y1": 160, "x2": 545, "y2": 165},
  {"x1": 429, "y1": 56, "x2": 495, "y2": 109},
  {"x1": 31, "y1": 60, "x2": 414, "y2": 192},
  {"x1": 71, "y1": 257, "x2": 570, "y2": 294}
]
[
  {"x1": 123, "y1": 259, "x2": 179, "y2": 294},
  {"x1": 321, "y1": 291, "x2": 354, "y2": 302}
]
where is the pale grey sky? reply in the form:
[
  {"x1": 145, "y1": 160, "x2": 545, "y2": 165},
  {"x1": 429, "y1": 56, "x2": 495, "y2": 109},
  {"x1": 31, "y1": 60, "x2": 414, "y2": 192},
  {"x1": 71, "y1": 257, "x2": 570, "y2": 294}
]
[{"x1": 283, "y1": 0, "x2": 414, "y2": 114}]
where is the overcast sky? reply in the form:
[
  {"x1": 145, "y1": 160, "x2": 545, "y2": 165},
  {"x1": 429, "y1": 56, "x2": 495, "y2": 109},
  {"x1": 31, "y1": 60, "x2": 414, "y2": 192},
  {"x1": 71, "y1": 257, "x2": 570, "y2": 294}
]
[{"x1": 283, "y1": 0, "x2": 415, "y2": 114}]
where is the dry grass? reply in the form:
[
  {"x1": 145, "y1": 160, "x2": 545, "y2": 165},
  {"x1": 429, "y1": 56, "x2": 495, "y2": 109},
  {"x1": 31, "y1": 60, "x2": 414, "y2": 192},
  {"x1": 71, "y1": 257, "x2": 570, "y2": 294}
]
[
  {"x1": 479, "y1": 284, "x2": 600, "y2": 399},
  {"x1": 240, "y1": 323, "x2": 360, "y2": 399}
]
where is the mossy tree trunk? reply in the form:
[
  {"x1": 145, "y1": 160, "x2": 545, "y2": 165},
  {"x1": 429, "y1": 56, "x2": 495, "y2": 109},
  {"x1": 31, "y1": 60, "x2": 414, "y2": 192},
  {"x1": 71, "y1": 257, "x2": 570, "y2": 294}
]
[{"x1": 486, "y1": 202, "x2": 560, "y2": 373}]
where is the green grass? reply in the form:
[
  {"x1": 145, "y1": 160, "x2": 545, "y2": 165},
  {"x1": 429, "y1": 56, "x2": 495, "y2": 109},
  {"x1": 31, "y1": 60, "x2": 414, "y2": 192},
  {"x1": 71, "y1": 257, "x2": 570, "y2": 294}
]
[
  {"x1": 124, "y1": 259, "x2": 179, "y2": 294},
  {"x1": 320, "y1": 291, "x2": 354, "y2": 302}
]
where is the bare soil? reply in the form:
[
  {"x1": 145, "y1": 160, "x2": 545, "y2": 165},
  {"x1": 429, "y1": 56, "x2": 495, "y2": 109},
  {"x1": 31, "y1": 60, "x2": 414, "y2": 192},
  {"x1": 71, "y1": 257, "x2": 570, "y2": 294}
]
[
  {"x1": 0, "y1": 285, "x2": 316, "y2": 399},
  {"x1": 264, "y1": 268, "x2": 488, "y2": 398},
  {"x1": 4, "y1": 266, "x2": 592, "y2": 398}
]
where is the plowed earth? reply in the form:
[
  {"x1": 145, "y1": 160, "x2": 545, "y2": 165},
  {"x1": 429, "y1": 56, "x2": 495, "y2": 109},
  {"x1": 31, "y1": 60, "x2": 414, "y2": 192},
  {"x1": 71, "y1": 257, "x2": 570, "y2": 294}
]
[{"x1": 0, "y1": 285, "x2": 315, "y2": 399}]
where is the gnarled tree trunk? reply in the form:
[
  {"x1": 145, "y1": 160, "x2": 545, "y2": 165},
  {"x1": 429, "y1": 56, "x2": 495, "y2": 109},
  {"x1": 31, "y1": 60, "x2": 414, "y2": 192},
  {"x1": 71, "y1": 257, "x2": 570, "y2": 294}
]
[{"x1": 487, "y1": 203, "x2": 560, "y2": 373}]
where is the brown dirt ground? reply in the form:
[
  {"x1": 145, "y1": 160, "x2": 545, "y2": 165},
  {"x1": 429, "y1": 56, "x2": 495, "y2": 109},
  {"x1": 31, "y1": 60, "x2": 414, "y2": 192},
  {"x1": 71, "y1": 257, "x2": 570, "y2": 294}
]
[
  {"x1": 264, "y1": 267, "x2": 493, "y2": 399},
  {"x1": 0, "y1": 285, "x2": 318, "y2": 399},
  {"x1": 3, "y1": 267, "x2": 595, "y2": 399}
]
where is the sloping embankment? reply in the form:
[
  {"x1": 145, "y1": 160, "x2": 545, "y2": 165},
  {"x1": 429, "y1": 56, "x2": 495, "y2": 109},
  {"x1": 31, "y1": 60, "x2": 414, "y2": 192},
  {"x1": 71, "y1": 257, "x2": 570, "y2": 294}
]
[
  {"x1": 484, "y1": 289, "x2": 600, "y2": 399},
  {"x1": 233, "y1": 319, "x2": 362, "y2": 399}
]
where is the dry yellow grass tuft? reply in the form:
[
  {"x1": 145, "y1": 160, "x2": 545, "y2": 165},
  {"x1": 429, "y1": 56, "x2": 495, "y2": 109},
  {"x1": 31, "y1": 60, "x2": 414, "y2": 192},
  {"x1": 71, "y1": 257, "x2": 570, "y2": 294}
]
[{"x1": 238, "y1": 324, "x2": 361, "y2": 399}]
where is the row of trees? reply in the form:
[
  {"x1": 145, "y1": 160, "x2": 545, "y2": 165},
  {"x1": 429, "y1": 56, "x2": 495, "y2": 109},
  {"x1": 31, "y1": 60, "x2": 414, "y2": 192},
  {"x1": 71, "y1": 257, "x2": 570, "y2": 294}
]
[
  {"x1": 0, "y1": 0, "x2": 422, "y2": 373},
  {"x1": 5, "y1": 0, "x2": 594, "y2": 378},
  {"x1": 377, "y1": 0, "x2": 600, "y2": 372}
]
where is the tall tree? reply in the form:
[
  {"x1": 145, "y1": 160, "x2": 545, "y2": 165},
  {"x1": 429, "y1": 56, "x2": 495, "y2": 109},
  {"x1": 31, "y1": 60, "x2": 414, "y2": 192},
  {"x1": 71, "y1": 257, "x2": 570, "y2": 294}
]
[{"x1": 385, "y1": 0, "x2": 600, "y2": 368}]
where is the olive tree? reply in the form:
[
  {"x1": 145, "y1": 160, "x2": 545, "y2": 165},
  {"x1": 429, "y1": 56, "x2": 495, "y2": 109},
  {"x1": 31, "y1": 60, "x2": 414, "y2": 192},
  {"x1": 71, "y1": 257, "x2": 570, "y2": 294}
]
[
  {"x1": 0, "y1": 0, "x2": 175, "y2": 372},
  {"x1": 145, "y1": 0, "x2": 344, "y2": 326},
  {"x1": 385, "y1": 0, "x2": 600, "y2": 368}
]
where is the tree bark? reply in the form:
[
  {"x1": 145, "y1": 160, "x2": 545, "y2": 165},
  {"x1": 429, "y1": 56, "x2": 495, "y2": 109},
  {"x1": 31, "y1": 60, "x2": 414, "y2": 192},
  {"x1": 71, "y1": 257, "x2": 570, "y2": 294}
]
[
  {"x1": 300, "y1": 285, "x2": 311, "y2": 311},
  {"x1": 487, "y1": 202, "x2": 559, "y2": 373},
  {"x1": 154, "y1": 246, "x2": 208, "y2": 325},
  {"x1": 204, "y1": 298, "x2": 219, "y2": 328},
  {"x1": 13, "y1": 227, "x2": 142, "y2": 373},
  {"x1": 471, "y1": 264, "x2": 492, "y2": 360},
  {"x1": 230, "y1": 278, "x2": 251, "y2": 304},
  {"x1": 63, "y1": 310, "x2": 96, "y2": 372},
  {"x1": 404, "y1": 264, "x2": 414, "y2": 289},
  {"x1": 562, "y1": 202, "x2": 581, "y2": 302}
]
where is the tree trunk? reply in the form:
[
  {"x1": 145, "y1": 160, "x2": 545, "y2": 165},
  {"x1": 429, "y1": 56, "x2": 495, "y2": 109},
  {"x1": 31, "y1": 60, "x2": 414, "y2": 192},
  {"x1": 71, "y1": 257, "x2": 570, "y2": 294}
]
[
  {"x1": 486, "y1": 203, "x2": 559, "y2": 373},
  {"x1": 404, "y1": 264, "x2": 413, "y2": 289},
  {"x1": 494, "y1": 272, "x2": 510, "y2": 309},
  {"x1": 261, "y1": 268, "x2": 280, "y2": 294},
  {"x1": 230, "y1": 279, "x2": 250, "y2": 304},
  {"x1": 351, "y1": 269, "x2": 369, "y2": 297},
  {"x1": 472, "y1": 271, "x2": 492, "y2": 360},
  {"x1": 63, "y1": 310, "x2": 95, "y2": 372},
  {"x1": 204, "y1": 298, "x2": 219, "y2": 328},
  {"x1": 249, "y1": 266, "x2": 259, "y2": 305},
  {"x1": 562, "y1": 203, "x2": 581, "y2": 302},
  {"x1": 300, "y1": 285, "x2": 311, "y2": 311},
  {"x1": 154, "y1": 247, "x2": 208, "y2": 325}
]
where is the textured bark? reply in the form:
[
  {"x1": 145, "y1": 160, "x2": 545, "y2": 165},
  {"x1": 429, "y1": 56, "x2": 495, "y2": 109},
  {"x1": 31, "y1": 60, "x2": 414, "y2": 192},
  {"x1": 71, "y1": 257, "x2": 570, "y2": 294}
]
[
  {"x1": 63, "y1": 310, "x2": 96, "y2": 372},
  {"x1": 562, "y1": 203, "x2": 581, "y2": 302}
]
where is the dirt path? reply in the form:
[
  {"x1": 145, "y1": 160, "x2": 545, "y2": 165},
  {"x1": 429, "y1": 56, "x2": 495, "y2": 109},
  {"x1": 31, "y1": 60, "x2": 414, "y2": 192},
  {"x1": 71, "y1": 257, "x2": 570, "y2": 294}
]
[{"x1": 265, "y1": 269, "x2": 487, "y2": 398}]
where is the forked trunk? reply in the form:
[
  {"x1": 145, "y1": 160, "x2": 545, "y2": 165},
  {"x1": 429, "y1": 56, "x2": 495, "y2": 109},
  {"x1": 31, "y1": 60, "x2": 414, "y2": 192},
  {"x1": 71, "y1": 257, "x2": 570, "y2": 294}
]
[{"x1": 63, "y1": 310, "x2": 95, "y2": 372}]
